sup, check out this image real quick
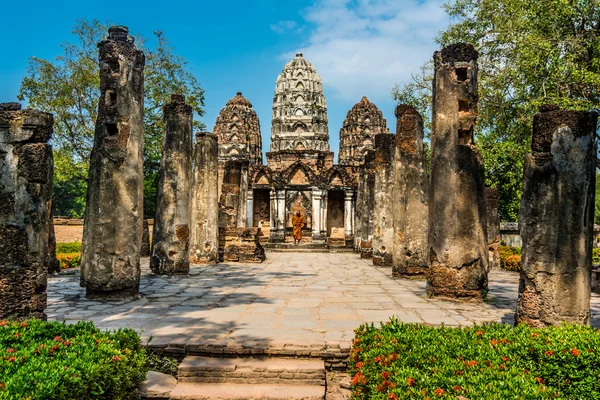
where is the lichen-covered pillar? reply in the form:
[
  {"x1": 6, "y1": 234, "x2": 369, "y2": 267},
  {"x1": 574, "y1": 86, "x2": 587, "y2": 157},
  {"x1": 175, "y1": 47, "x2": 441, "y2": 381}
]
[
  {"x1": 427, "y1": 43, "x2": 488, "y2": 299},
  {"x1": 515, "y1": 107, "x2": 597, "y2": 327},
  {"x1": 150, "y1": 94, "x2": 192, "y2": 275},
  {"x1": 372, "y1": 133, "x2": 395, "y2": 267},
  {"x1": 80, "y1": 26, "x2": 145, "y2": 297},
  {"x1": 485, "y1": 187, "x2": 501, "y2": 270},
  {"x1": 190, "y1": 133, "x2": 219, "y2": 264},
  {"x1": 358, "y1": 151, "x2": 376, "y2": 258},
  {"x1": 140, "y1": 219, "x2": 150, "y2": 257},
  {"x1": 392, "y1": 105, "x2": 429, "y2": 278},
  {"x1": 219, "y1": 160, "x2": 243, "y2": 228},
  {"x1": 0, "y1": 102, "x2": 54, "y2": 319}
]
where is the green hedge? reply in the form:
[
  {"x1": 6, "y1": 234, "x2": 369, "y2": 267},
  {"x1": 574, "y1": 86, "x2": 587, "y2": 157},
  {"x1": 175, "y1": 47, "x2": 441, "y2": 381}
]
[
  {"x1": 56, "y1": 241, "x2": 82, "y2": 253},
  {"x1": 0, "y1": 319, "x2": 147, "y2": 399},
  {"x1": 350, "y1": 319, "x2": 600, "y2": 399}
]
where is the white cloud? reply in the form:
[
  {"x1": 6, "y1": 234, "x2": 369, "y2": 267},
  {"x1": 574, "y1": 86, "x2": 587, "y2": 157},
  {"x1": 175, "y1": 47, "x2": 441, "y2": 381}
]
[
  {"x1": 270, "y1": 20, "x2": 300, "y2": 34},
  {"x1": 282, "y1": 0, "x2": 449, "y2": 103}
]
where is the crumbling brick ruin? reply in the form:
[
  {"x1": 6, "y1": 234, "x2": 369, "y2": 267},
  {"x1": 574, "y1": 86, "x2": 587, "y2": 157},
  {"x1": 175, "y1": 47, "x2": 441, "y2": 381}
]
[
  {"x1": 392, "y1": 105, "x2": 429, "y2": 278},
  {"x1": 356, "y1": 150, "x2": 376, "y2": 258},
  {"x1": 80, "y1": 26, "x2": 145, "y2": 297},
  {"x1": 372, "y1": 133, "x2": 395, "y2": 267},
  {"x1": 151, "y1": 94, "x2": 193, "y2": 275},
  {"x1": 485, "y1": 187, "x2": 501, "y2": 270},
  {"x1": 427, "y1": 43, "x2": 488, "y2": 300},
  {"x1": 0, "y1": 102, "x2": 54, "y2": 319},
  {"x1": 190, "y1": 133, "x2": 219, "y2": 263},
  {"x1": 515, "y1": 106, "x2": 597, "y2": 327}
]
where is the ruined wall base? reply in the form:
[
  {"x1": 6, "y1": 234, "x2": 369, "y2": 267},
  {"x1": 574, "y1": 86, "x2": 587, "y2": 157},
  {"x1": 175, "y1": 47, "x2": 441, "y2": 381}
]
[
  {"x1": 220, "y1": 228, "x2": 266, "y2": 263},
  {"x1": 488, "y1": 242, "x2": 500, "y2": 270},
  {"x1": 360, "y1": 240, "x2": 372, "y2": 259},
  {"x1": 393, "y1": 264, "x2": 428, "y2": 279},
  {"x1": 427, "y1": 263, "x2": 487, "y2": 301}
]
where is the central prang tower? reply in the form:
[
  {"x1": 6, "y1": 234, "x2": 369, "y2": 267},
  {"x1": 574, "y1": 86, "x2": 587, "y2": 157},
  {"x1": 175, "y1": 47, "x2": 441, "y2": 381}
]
[{"x1": 267, "y1": 53, "x2": 334, "y2": 172}]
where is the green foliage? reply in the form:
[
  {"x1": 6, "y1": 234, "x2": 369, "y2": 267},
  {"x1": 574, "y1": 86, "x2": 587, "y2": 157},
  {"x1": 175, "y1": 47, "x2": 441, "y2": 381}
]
[
  {"x1": 596, "y1": 173, "x2": 600, "y2": 224},
  {"x1": 55, "y1": 242, "x2": 83, "y2": 269},
  {"x1": 350, "y1": 320, "x2": 600, "y2": 399},
  {"x1": 499, "y1": 245, "x2": 521, "y2": 272},
  {"x1": 593, "y1": 248, "x2": 600, "y2": 265},
  {"x1": 0, "y1": 319, "x2": 147, "y2": 399},
  {"x1": 18, "y1": 19, "x2": 205, "y2": 219},
  {"x1": 56, "y1": 241, "x2": 83, "y2": 253},
  {"x1": 145, "y1": 352, "x2": 179, "y2": 377},
  {"x1": 392, "y1": 0, "x2": 600, "y2": 222}
]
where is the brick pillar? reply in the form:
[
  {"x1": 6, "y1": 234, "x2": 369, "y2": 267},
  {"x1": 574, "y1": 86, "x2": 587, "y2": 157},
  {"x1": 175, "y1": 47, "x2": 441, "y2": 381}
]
[
  {"x1": 427, "y1": 43, "x2": 488, "y2": 299},
  {"x1": 80, "y1": 26, "x2": 145, "y2": 297},
  {"x1": 151, "y1": 94, "x2": 193, "y2": 274},
  {"x1": 372, "y1": 133, "x2": 395, "y2": 267},
  {"x1": 516, "y1": 107, "x2": 597, "y2": 327},
  {"x1": 0, "y1": 102, "x2": 54, "y2": 319}
]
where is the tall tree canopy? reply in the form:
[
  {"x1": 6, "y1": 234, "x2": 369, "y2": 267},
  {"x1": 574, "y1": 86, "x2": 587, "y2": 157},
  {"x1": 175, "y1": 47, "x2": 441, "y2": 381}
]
[
  {"x1": 393, "y1": 0, "x2": 600, "y2": 221},
  {"x1": 19, "y1": 19, "x2": 205, "y2": 218}
]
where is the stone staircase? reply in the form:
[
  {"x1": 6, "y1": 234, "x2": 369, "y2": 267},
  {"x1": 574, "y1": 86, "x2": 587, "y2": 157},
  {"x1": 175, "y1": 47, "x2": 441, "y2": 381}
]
[{"x1": 142, "y1": 355, "x2": 327, "y2": 400}]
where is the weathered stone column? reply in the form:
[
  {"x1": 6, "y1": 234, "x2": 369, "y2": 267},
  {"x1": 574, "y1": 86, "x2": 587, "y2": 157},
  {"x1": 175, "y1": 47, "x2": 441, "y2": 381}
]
[
  {"x1": 269, "y1": 188, "x2": 277, "y2": 239},
  {"x1": 140, "y1": 219, "x2": 150, "y2": 257},
  {"x1": 0, "y1": 102, "x2": 54, "y2": 319},
  {"x1": 427, "y1": 43, "x2": 488, "y2": 299},
  {"x1": 372, "y1": 133, "x2": 395, "y2": 267},
  {"x1": 80, "y1": 26, "x2": 145, "y2": 298},
  {"x1": 358, "y1": 151, "x2": 376, "y2": 258},
  {"x1": 246, "y1": 189, "x2": 253, "y2": 228},
  {"x1": 485, "y1": 187, "x2": 501, "y2": 270},
  {"x1": 190, "y1": 133, "x2": 219, "y2": 264},
  {"x1": 392, "y1": 105, "x2": 429, "y2": 278},
  {"x1": 344, "y1": 190, "x2": 354, "y2": 238},
  {"x1": 238, "y1": 164, "x2": 249, "y2": 228},
  {"x1": 150, "y1": 94, "x2": 193, "y2": 275},
  {"x1": 47, "y1": 214, "x2": 60, "y2": 274},
  {"x1": 515, "y1": 107, "x2": 597, "y2": 327},
  {"x1": 269, "y1": 189, "x2": 286, "y2": 242}
]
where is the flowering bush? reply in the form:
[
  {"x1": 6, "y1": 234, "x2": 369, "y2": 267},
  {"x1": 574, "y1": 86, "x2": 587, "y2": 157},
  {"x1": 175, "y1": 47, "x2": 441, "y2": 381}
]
[
  {"x1": 499, "y1": 246, "x2": 521, "y2": 271},
  {"x1": 0, "y1": 319, "x2": 147, "y2": 399},
  {"x1": 350, "y1": 319, "x2": 600, "y2": 399},
  {"x1": 56, "y1": 252, "x2": 81, "y2": 269}
]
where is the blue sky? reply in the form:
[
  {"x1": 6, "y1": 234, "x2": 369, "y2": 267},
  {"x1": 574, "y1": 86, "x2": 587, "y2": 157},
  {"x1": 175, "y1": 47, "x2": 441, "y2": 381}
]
[{"x1": 0, "y1": 0, "x2": 448, "y2": 159}]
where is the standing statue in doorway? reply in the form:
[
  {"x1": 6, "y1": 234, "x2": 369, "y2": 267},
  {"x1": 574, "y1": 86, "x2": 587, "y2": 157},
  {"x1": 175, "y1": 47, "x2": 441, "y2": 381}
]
[{"x1": 292, "y1": 211, "x2": 305, "y2": 245}]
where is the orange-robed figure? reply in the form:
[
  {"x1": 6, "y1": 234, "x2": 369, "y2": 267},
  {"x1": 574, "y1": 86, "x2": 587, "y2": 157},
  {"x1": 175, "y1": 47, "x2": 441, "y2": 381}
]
[{"x1": 292, "y1": 211, "x2": 305, "y2": 245}]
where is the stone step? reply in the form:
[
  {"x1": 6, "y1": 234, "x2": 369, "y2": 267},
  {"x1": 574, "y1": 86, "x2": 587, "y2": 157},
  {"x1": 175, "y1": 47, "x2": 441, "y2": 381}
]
[
  {"x1": 178, "y1": 356, "x2": 325, "y2": 386},
  {"x1": 170, "y1": 382, "x2": 325, "y2": 400}
]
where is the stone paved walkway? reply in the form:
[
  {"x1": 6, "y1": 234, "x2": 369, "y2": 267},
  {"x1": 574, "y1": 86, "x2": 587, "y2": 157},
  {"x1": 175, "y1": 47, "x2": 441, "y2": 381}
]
[{"x1": 48, "y1": 252, "x2": 600, "y2": 348}]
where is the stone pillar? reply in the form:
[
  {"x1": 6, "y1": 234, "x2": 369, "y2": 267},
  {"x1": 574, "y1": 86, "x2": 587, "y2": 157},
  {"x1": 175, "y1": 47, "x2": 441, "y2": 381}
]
[
  {"x1": 427, "y1": 43, "x2": 488, "y2": 300},
  {"x1": 246, "y1": 189, "x2": 253, "y2": 228},
  {"x1": 321, "y1": 191, "x2": 328, "y2": 239},
  {"x1": 150, "y1": 94, "x2": 193, "y2": 275},
  {"x1": 140, "y1": 219, "x2": 150, "y2": 257},
  {"x1": 270, "y1": 189, "x2": 286, "y2": 243},
  {"x1": 311, "y1": 188, "x2": 325, "y2": 242},
  {"x1": 80, "y1": 26, "x2": 145, "y2": 298},
  {"x1": 392, "y1": 105, "x2": 429, "y2": 278},
  {"x1": 238, "y1": 164, "x2": 249, "y2": 228},
  {"x1": 269, "y1": 188, "x2": 277, "y2": 239},
  {"x1": 358, "y1": 151, "x2": 376, "y2": 258},
  {"x1": 515, "y1": 107, "x2": 597, "y2": 327},
  {"x1": 344, "y1": 190, "x2": 354, "y2": 238},
  {"x1": 484, "y1": 187, "x2": 501, "y2": 270},
  {"x1": 190, "y1": 133, "x2": 219, "y2": 264},
  {"x1": 47, "y1": 215, "x2": 60, "y2": 274},
  {"x1": 0, "y1": 102, "x2": 53, "y2": 320},
  {"x1": 372, "y1": 134, "x2": 395, "y2": 267}
]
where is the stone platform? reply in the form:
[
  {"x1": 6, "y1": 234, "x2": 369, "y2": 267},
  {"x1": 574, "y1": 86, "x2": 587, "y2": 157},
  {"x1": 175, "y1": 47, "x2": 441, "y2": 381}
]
[{"x1": 47, "y1": 253, "x2": 600, "y2": 352}]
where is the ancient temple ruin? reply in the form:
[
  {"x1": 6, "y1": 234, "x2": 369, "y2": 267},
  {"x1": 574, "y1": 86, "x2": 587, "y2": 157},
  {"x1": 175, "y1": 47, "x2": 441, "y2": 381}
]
[
  {"x1": 485, "y1": 187, "x2": 501, "y2": 270},
  {"x1": 80, "y1": 26, "x2": 146, "y2": 297},
  {"x1": 0, "y1": 102, "x2": 54, "y2": 319},
  {"x1": 151, "y1": 94, "x2": 193, "y2": 275},
  {"x1": 516, "y1": 107, "x2": 597, "y2": 327},
  {"x1": 427, "y1": 43, "x2": 488, "y2": 299}
]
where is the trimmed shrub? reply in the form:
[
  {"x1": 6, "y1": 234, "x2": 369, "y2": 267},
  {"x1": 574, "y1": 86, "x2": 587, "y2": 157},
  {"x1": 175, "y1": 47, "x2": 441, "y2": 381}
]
[
  {"x1": 350, "y1": 319, "x2": 600, "y2": 399},
  {"x1": 56, "y1": 252, "x2": 81, "y2": 269},
  {"x1": 499, "y1": 246, "x2": 521, "y2": 271},
  {"x1": 0, "y1": 319, "x2": 148, "y2": 399},
  {"x1": 56, "y1": 241, "x2": 82, "y2": 253},
  {"x1": 593, "y1": 248, "x2": 600, "y2": 266}
]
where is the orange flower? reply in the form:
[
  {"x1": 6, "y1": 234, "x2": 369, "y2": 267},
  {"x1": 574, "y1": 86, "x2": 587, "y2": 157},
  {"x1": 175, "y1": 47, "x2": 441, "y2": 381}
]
[
  {"x1": 6, "y1": 348, "x2": 15, "y2": 354},
  {"x1": 535, "y1": 377, "x2": 545, "y2": 384},
  {"x1": 455, "y1": 370, "x2": 464, "y2": 376},
  {"x1": 388, "y1": 394, "x2": 399, "y2": 400},
  {"x1": 501, "y1": 356, "x2": 509, "y2": 362},
  {"x1": 13, "y1": 333, "x2": 20, "y2": 338},
  {"x1": 545, "y1": 350, "x2": 554, "y2": 357},
  {"x1": 571, "y1": 348, "x2": 580, "y2": 357},
  {"x1": 434, "y1": 388, "x2": 446, "y2": 396},
  {"x1": 0, "y1": 321, "x2": 7, "y2": 326},
  {"x1": 407, "y1": 378, "x2": 416, "y2": 387},
  {"x1": 355, "y1": 361, "x2": 363, "y2": 369},
  {"x1": 53, "y1": 336, "x2": 61, "y2": 342},
  {"x1": 531, "y1": 333, "x2": 540, "y2": 338},
  {"x1": 475, "y1": 331, "x2": 485, "y2": 336},
  {"x1": 8, "y1": 356, "x2": 16, "y2": 363},
  {"x1": 111, "y1": 355, "x2": 122, "y2": 362},
  {"x1": 452, "y1": 385, "x2": 462, "y2": 392},
  {"x1": 19, "y1": 322, "x2": 27, "y2": 328},
  {"x1": 490, "y1": 339, "x2": 499, "y2": 346},
  {"x1": 382, "y1": 371, "x2": 390, "y2": 379},
  {"x1": 0, "y1": 382, "x2": 5, "y2": 389},
  {"x1": 352, "y1": 372, "x2": 367, "y2": 385}
]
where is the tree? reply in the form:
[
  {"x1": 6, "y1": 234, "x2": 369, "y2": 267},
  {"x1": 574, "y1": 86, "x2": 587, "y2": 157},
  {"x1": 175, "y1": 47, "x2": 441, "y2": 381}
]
[
  {"x1": 19, "y1": 19, "x2": 205, "y2": 218},
  {"x1": 393, "y1": 0, "x2": 600, "y2": 221}
]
